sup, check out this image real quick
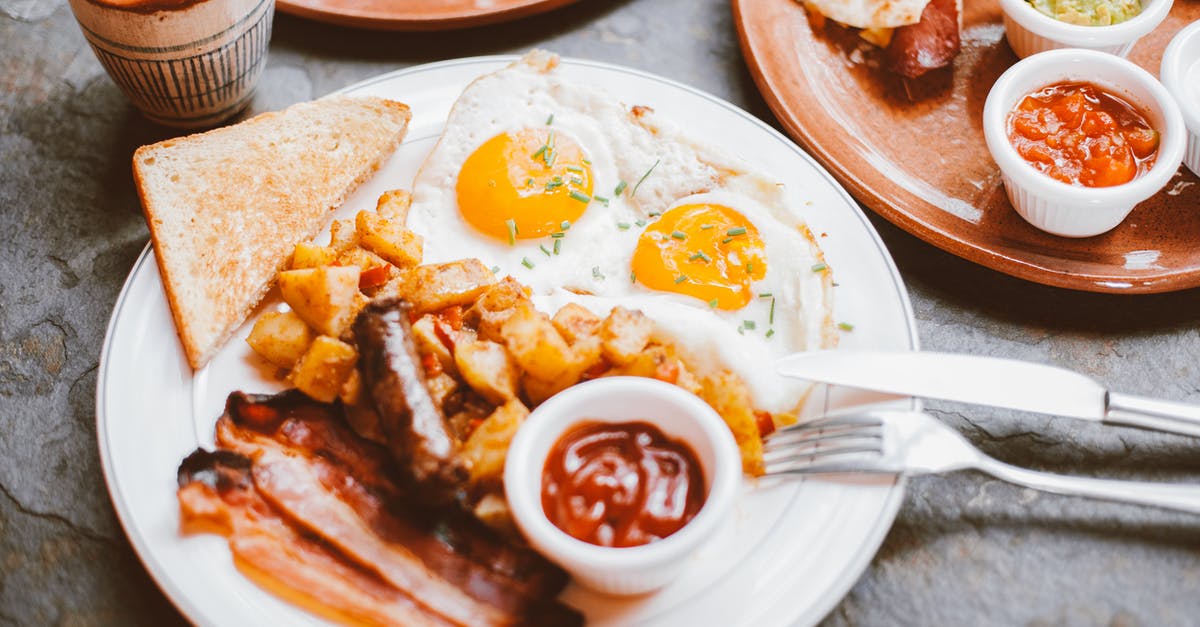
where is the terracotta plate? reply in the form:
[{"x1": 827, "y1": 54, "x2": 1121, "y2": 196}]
[
  {"x1": 733, "y1": 0, "x2": 1200, "y2": 293},
  {"x1": 276, "y1": 0, "x2": 580, "y2": 31}
]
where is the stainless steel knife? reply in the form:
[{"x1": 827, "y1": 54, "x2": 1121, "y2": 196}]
[{"x1": 776, "y1": 350, "x2": 1200, "y2": 438}]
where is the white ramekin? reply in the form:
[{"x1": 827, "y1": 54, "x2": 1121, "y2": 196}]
[
  {"x1": 503, "y1": 377, "x2": 741, "y2": 596},
  {"x1": 1161, "y1": 20, "x2": 1200, "y2": 178},
  {"x1": 998, "y1": 0, "x2": 1173, "y2": 58},
  {"x1": 982, "y1": 48, "x2": 1186, "y2": 238}
]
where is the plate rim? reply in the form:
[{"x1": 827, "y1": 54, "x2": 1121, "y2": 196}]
[
  {"x1": 732, "y1": 0, "x2": 1200, "y2": 295},
  {"x1": 274, "y1": 0, "x2": 581, "y2": 31},
  {"x1": 96, "y1": 54, "x2": 920, "y2": 627}
]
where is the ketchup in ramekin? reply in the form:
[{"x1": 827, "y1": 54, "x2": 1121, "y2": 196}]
[
  {"x1": 541, "y1": 421, "x2": 705, "y2": 548},
  {"x1": 1007, "y1": 81, "x2": 1160, "y2": 187}
]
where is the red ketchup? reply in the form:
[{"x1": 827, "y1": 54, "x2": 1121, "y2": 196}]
[{"x1": 541, "y1": 421, "x2": 706, "y2": 548}]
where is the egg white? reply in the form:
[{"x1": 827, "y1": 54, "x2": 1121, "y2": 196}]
[{"x1": 406, "y1": 51, "x2": 835, "y2": 415}]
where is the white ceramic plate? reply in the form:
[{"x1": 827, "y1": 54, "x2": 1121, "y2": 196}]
[{"x1": 97, "y1": 56, "x2": 919, "y2": 627}]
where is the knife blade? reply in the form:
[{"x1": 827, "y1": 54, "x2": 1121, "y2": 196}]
[{"x1": 776, "y1": 350, "x2": 1200, "y2": 438}]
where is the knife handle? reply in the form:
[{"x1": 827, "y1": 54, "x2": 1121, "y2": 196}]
[{"x1": 1105, "y1": 393, "x2": 1200, "y2": 439}]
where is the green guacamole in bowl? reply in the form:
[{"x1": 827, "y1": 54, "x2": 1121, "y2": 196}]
[{"x1": 1027, "y1": 0, "x2": 1142, "y2": 25}]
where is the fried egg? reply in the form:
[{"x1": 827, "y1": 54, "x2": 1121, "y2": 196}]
[{"x1": 406, "y1": 51, "x2": 835, "y2": 415}]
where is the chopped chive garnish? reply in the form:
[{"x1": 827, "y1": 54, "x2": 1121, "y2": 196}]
[
  {"x1": 568, "y1": 190, "x2": 592, "y2": 204},
  {"x1": 743, "y1": 320, "x2": 756, "y2": 330},
  {"x1": 727, "y1": 226, "x2": 748, "y2": 236},
  {"x1": 525, "y1": 177, "x2": 534, "y2": 187},
  {"x1": 737, "y1": 326, "x2": 745, "y2": 335},
  {"x1": 635, "y1": 219, "x2": 648, "y2": 227},
  {"x1": 631, "y1": 271, "x2": 637, "y2": 283},
  {"x1": 490, "y1": 266, "x2": 500, "y2": 274},
  {"x1": 648, "y1": 211, "x2": 662, "y2": 217},
  {"x1": 593, "y1": 266, "x2": 605, "y2": 280},
  {"x1": 545, "y1": 179, "x2": 564, "y2": 191},
  {"x1": 689, "y1": 251, "x2": 711, "y2": 262},
  {"x1": 540, "y1": 244, "x2": 552, "y2": 257},
  {"x1": 545, "y1": 149, "x2": 555, "y2": 166},
  {"x1": 569, "y1": 177, "x2": 584, "y2": 186},
  {"x1": 709, "y1": 299, "x2": 719, "y2": 308},
  {"x1": 769, "y1": 298, "x2": 775, "y2": 324},
  {"x1": 505, "y1": 219, "x2": 517, "y2": 245},
  {"x1": 617, "y1": 222, "x2": 631, "y2": 230},
  {"x1": 700, "y1": 224, "x2": 715, "y2": 230},
  {"x1": 553, "y1": 239, "x2": 562, "y2": 255},
  {"x1": 833, "y1": 282, "x2": 840, "y2": 287},
  {"x1": 614, "y1": 180, "x2": 628, "y2": 196},
  {"x1": 532, "y1": 145, "x2": 548, "y2": 160},
  {"x1": 766, "y1": 329, "x2": 775, "y2": 338},
  {"x1": 674, "y1": 275, "x2": 688, "y2": 284},
  {"x1": 583, "y1": 158, "x2": 591, "y2": 165},
  {"x1": 560, "y1": 220, "x2": 571, "y2": 230},
  {"x1": 521, "y1": 257, "x2": 535, "y2": 269},
  {"x1": 566, "y1": 165, "x2": 584, "y2": 173},
  {"x1": 546, "y1": 113, "x2": 555, "y2": 125},
  {"x1": 839, "y1": 322, "x2": 855, "y2": 332},
  {"x1": 721, "y1": 237, "x2": 733, "y2": 244},
  {"x1": 671, "y1": 230, "x2": 687, "y2": 240},
  {"x1": 594, "y1": 195, "x2": 610, "y2": 206},
  {"x1": 550, "y1": 231, "x2": 566, "y2": 238},
  {"x1": 811, "y1": 263, "x2": 828, "y2": 272},
  {"x1": 746, "y1": 262, "x2": 755, "y2": 274},
  {"x1": 632, "y1": 160, "x2": 660, "y2": 197},
  {"x1": 759, "y1": 292, "x2": 773, "y2": 298}
]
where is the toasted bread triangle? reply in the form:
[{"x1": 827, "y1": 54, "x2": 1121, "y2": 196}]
[{"x1": 134, "y1": 95, "x2": 411, "y2": 370}]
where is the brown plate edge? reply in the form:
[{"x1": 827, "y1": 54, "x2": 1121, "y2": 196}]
[
  {"x1": 731, "y1": 0, "x2": 1200, "y2": 295},
  {"x1": 275, "y1": 0, "x2": 580, "y2": 31}
]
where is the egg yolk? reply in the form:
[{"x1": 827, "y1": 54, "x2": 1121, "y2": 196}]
[
  {"x1": 456, "y1": 128, "x2": 594, "y2": 241},
  {"x1": 632, "y1": 203, "x2": 767, "y2": 310}
]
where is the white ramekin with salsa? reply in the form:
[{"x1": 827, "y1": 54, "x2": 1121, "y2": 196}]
[
  {"x1": 983, "y1": 48, "x2": 1185, "y2": 237},
  {"x1": 998, "y1": 0, "x2": 1173, "y2": 58},
  {"x1": 504, "y1": 377, "x2": 741, "y2": 596}
]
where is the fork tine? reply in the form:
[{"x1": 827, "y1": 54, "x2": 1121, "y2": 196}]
[
  {"x1": 762, "y1": 434, "x2": 883, "y2": 461},
  {"x1": 775, "y1": 413, "x2": 885, "y2": 434},
  {"x1": 763, "y1": 422, "x2": 882, "y2": 451}
]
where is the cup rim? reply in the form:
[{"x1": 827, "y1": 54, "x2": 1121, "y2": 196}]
[
  {"x1": 503, "y1": 377, "x2": 741, "y2": 573},
  {"x1": 982, "y1": 48, "x2": 1186, "y2": 205}
]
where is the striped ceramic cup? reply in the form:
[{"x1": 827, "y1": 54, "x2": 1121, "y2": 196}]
[{"x1": 68, "y1": 0, "x2": 274, "y2": 128}]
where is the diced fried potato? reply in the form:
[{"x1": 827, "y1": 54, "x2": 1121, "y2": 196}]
[
  {"x1": 501, "y1": 302, "x2": 575, "y2": 382},
  {"x1": 405, "y1": 259, "x2": 497, "y2": 315},
  {"x1": 522, "y1": 374, "x2": 572, "y2": 406},
  {"x1": 356, "y1": 211, "x2": 423, "y2": 269},
  {"x1": 410, "y1": 315, "x2": 456, "y2": 376},
  {"x1": 245, "y1": 310, "x2": 315, "y2": 370},
  {"x1": 552, "y1": 303, "x2": 602, "y2": 343},
  {"x1": 462, "y1": 399, "x2": 528, "y2": 485},
  {"x1": 338, "y1": 368, "x2": 362, "y2": 406},
  {"x1": 607, "y1": 344, "x2": 677, "y2": 382},
  {"x1": 700, "y1": 371, "x2": 764, "y2": 475},
  {"x1": 472, "y1": 493, "x2": 516, "y2": 536},
  {"x1": 278, "y1": 265, "x2": 362, "y2": 337},
  {"x1": 600, "y1": 307, "x2": 654, "y2": 366},
  {"x1": 427, "y1": 371, "x2": 459, "y2": 408},
  {"x1": 291, "y1": 242, "x2": 337, "y2": 269},
  {"x1": 290, "y1": 336, "x2": 359, "y2": 403},
  {"x1": 454, "y1": 340, "x2": 518, "y2": 405},
  {"x1": 570, "y1": 335, "x2": 604, "y2": 375},
  {"x1": 375, "y1": 189, "x2": 412, "y2": 223},
  {"x1": 465, "y1": 278, "x2": 530, "y2": 342},
  {"x1": 328, "y1": 218, "x2": 358, "y2": 252},
  {"x1": 336, "y1": 247, "x2": 389, "y2": 273},
  {"x1": 675, "y1": 357, "x2": 703, "y2": 396}
]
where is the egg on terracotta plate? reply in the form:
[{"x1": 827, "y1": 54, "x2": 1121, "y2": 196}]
[{"x1": 406, "y1": 51, "x2": 835, "y2": 416}]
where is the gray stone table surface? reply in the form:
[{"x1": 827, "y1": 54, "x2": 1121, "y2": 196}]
[{"x1": 3, "y1": 0, "x2": 1200, "y2": 625}]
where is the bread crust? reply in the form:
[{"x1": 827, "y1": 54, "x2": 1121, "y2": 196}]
[{"x1": 135, "y1": 96, "x2": 411, "y2": 369}]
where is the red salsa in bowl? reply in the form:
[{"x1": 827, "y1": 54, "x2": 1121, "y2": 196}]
[
  {"x1": 1007, "y1": 81, "x2": 1159, "y2": 187},
  {"x1": 541, "y1": 421, "x2": 706, "y2": 548}
]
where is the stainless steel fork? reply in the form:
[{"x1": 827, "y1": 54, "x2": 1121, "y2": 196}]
[{"x1": 764, "y1": 409, "x2": 1200, "y2": 515}]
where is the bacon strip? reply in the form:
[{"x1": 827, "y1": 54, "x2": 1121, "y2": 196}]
[
  {"x1": 182, "y1": 391, "x2": 583, "y2": 627},
  {"x1": 177, "y1": 450, "x2": 453, "y2": 627},
  {"x1": 884, "y1": 0, "x2": 961, "y2": 78}
]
